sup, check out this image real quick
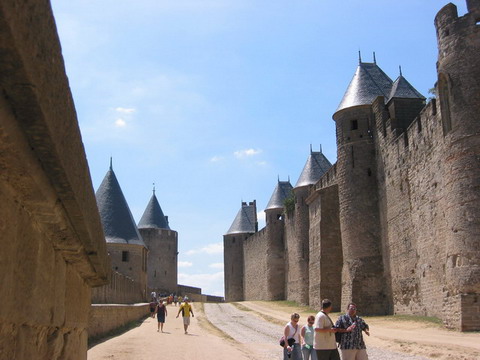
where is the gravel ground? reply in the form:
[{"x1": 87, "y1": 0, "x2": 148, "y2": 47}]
[{"x1": 203, "y1": 303, "x2": 431, "y2": 360}]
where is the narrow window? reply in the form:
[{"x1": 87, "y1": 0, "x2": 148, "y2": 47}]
[
  {"x1": 367, "y1": 168, "x2": 372, "y2": 177},
  {"x1": 154, "y1": 270, "x2": 157, "y2": 278},
  {"x1": 122, "y1": 251, "x2": 129, "y2": 262},
  {"x1": 351, "y1": 119, "x2": 358, "y2": 130}
]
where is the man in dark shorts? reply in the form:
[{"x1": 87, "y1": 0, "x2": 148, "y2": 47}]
[
  {"x1": 155, "y1": 300, "x2": 168, "y2": 332},
  {"x1": 149, "y1": 299, "x2": 157, "y2": 318}
]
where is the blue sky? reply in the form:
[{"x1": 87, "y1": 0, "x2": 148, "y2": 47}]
[{"x1": 50, "y1": 0, "x2": 467, "y2": 297}]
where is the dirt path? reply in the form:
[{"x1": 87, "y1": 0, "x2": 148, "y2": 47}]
[
  {"x1": 87, "y1": 304, "x2": 251, "y2": 360},
  {"x1": 238, "y1": 301, "x2": 480, "y2": 360},
  {"x1": 88, "y1": 302, "x2": 480, "y2": 360}
]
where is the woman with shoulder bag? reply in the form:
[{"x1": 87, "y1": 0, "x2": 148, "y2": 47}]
[
  {"x1": 301, "y1": 315, "x2": 318, "y2": 359},
  {"x1": 283, "y1": 313, "x2": 302, "y2": 359}
]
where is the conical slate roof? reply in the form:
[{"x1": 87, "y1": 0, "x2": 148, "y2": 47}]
[
  {"x1": 95, "y1": 165, "x2": 146, "y2": 247},
  {"x1": 225, "y1": 201, "x2": 257, "y2": 235},
  {"x1": 138, "y1": 191, "x2": 171, "y2": 230},
  {"x1": 336, "y1": 62, "x2": 393, "y2": 114},
  {"x1": 265, "y1": 180, "x2": 293, "y2": 211},
  {"x1": 387, "y1": 75, "x2": 425, "y2": 103},
  {"x1": 295, "y1": 151, "x2": 332, "y2": 188}
]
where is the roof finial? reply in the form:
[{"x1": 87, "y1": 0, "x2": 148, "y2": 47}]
[
  {"x1": 278, "y1": 174, "x2": 280, "y2": 182},
  {"x1": 399, "y1": 65, "x2": 403, "y2": 76},
  {"x1": 109, "y1": 156, "x2": 113, "y2": 170},
  {"x1": 288, "y1": 175, "x2": 290, "y2": 182},
  {"x1": 310, "y1": 143, "x2": 313, "y2": 154},
  {"x1": 358, "y1": 50, "x2": 362, "y2": 64},
  {"x1": 320, "y1": 144, "x2": 322, "y2": 153},
  {"x1": 373, "y1": 51, "x2": 376, "y2": 64},
  {"x1": 153, "y1": 182, "x2": 156, "y2": 195}
]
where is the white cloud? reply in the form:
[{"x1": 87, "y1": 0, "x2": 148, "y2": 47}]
[
  {"x1": 115, "y1": 107, "x2": 136, "y2": 114},
  {"x1": 209, "y1": 262, "x2": 224, "y2": 269},
  {"x1": 186, "y1": 242, "x2": 223, "y2": 255},
  {"x1": 256, "y1": 161, "x2": 267, "y2": 166},
  {"x1": 234, "y1": 148, "x2": 262, "y2": 159},
  {"x1": 114, "y1": 118, "x2": 127, "y2": 127},
  {"x1": 178, "y1": 261, "x2": 193, "y2": 268},
  {"x1": 210, "y1": 155, "x2": 224, "y2": 162}
]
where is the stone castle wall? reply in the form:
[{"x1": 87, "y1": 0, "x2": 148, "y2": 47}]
[
  {"x1": 223, "y1": 0, "x2": 479, "y2": 330},
  {"x1": 107, "y1": 243, "x2": 147, "y2": 301},
  {"x1": 0, "y1": 0, "x2": 109, "y2": 358},
  {"x1": 284, "y1": 186, "x2": 311, "y2": 305},
  {"x1": 88, "y1": 304, "x2": 149, "y2": 340},
  {"x1": 140, "y1": 228, "x2": 178, "y2": 294},
  {"x1": 223, "y1": 233, "x2": 246, "y2": 301},
  {"x1": 92, "y1": 271, "x2": 145, "y2": 304},
  {"x1": 307, "y1": 185, "x2": 343, "y2": 311},
  {"x1": 243, "y1": 228, "x2": 270, "y2": 300}
]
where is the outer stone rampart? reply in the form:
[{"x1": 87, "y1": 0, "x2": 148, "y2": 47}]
[{"x1": 0, "y1": 0, "x2": 109, "y2": 357}]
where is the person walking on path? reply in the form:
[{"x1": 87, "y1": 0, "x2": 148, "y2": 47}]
[
  {"x1": 176, "y1": 298, "x2": 194, "y2": 334},
  {"x1": 314, "y1": 299, "x2": 341, "y2": 360},
  {"x1": 283, "y1": 313, "x2": 302, "y2": 359},
  {"x1": 335, "y1": 303, "x2": 370, "y2": 360},
  {"x1": 155, "y1": 300, "x2": 168, "y2": 332},
  {"x1": 301, "y1": 315, "x2": 318, "y2": 360},
  {"x1": 149, "y1": 299, "x2": 157, "y2": 318}
]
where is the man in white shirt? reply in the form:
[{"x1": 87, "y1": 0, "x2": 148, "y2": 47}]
[{"x1": 314, "y1": 299, "x2": 340, "y2": 360}]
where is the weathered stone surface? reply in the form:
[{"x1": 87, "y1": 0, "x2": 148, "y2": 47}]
[
  {"x1": 88, "y1": 304, "x2": 149, "y2": 340},
  {"x1": 0, "y1": 0, "x2": 109, "y2": 358}
]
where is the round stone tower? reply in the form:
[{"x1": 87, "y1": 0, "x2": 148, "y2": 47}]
[
  {"x1": 138, "y1": 189, "x2": 178, "y2": 295},
  {"x1": 223, "y1": 201, "x2": 257, "y2": 302},
  {"x1": 333, "y1": 60, "x2": 391, "y2": 314},
  {"x1": 435, "y1": 0, "x2": 480, "y2": 331}
]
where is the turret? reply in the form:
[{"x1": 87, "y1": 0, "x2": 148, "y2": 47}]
[
  {"x1": 285, "y1": 148, "x2": 331, "y2": 305},
  {"x1": 264, "y1": 179, "x2": 293, "y2": 300},
  {"x1": 138, "y1": 187, "x2": 178, "y2": 295},
  {"x1": 435, "y1": 1, "x2": 480, "y2": 331},
  {"x1": 95, "y1": 161, "x2": 148, "y2": 301},
  {"x1": 223, "y1": 201, "x2": 257, "y2": 301},
  {"x1": 333, "y1": 60, "x2": 390, "y2": 314}
]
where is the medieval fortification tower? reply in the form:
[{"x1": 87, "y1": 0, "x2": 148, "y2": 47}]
[
  {"x1": 138, "y1": 189, "x2": 178, "y2": 295},
  {"x1": 223, "y1": 0, "x2": 480, "y2": 330}
]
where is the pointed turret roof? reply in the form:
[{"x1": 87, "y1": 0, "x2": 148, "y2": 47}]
[
  {"x1": 295, "y1": 150, "x2": 332, "y2": 188},
  {"x1": 336, "y1": 62, "x2": 393, "y2": 114},
  {"x1": 95, "y1": 164, "x2": 146, "y2": 247},
  {"x1": 138, "y1": 190, "x2": 171, "y2": 230},
  {"x1": 225, "y1": 201, "x2": 257, "y2": 235},
  {"x1": 387, "y1": 75, "x2": 425, "y2": 103},
  {"x1": 265, "y1": 180, "x2": 293, "y2": 211}
]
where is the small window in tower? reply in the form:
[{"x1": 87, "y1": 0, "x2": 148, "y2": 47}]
[
  {"x1": 154, "y1": 270, "x2": 157, "y2": 278},
  {"x1": 122, "y1": 251, "x2": 129, "y2": 262},
  {"x1": 165, "y1": 271, "x2": 167, "y2": 276},
  {"x1": 351, "y1": 119, "x2": 358, "y2": 130},
  {"x1": 232, "y1": 237, "x2": 236, "y2": 243}
]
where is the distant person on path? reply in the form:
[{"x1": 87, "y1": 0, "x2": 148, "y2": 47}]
[
  {"x1": 150, "y1": 291, "x2": 156, "y2": 300},
  {"x1": 314, "y1": 299, "x2": 340, "y2": 360},
  {"x1": 174, "y1": 295, "x2": 178, "y2": 306},
  {"x1": 283, "y1": 313, "x2": 302, "y2": 360},
  {"x1": 149, "y1": 299, "x2": 157, "y2": 318},
  {"x1": 335, "y1": 303, "x2": 369, "y2": 360},
  {"x1": 155, "y1": 300, "x2": 168, "y2": 332},
  {"x1": 176, "y1": 298, "x2": 194, "y2": 334},
  {"x1": 301, "y1": 315, "x2": 318, "y2": 360}
]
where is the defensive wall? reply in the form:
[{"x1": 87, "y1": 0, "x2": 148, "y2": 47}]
[
  {"x1": 88, "y1": 304, "x2": 149, "y2": 340},
  {"x1": 0, "y1": 0, "x2": 109, "y2": 358},
  {"x1": 92, "y1": 271, "x2": 145, "y2": 304},
  {"x1": 224, "y1": 0, "x2": 479, "y2": 331}
]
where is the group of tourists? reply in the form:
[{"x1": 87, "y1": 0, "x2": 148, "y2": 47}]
[
  {"x1": 283, "y1": 299, "x2": 369, "y2": 360},
  {"x1": 149, "y1": 293, "x2": 194, "y2": 334}
]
